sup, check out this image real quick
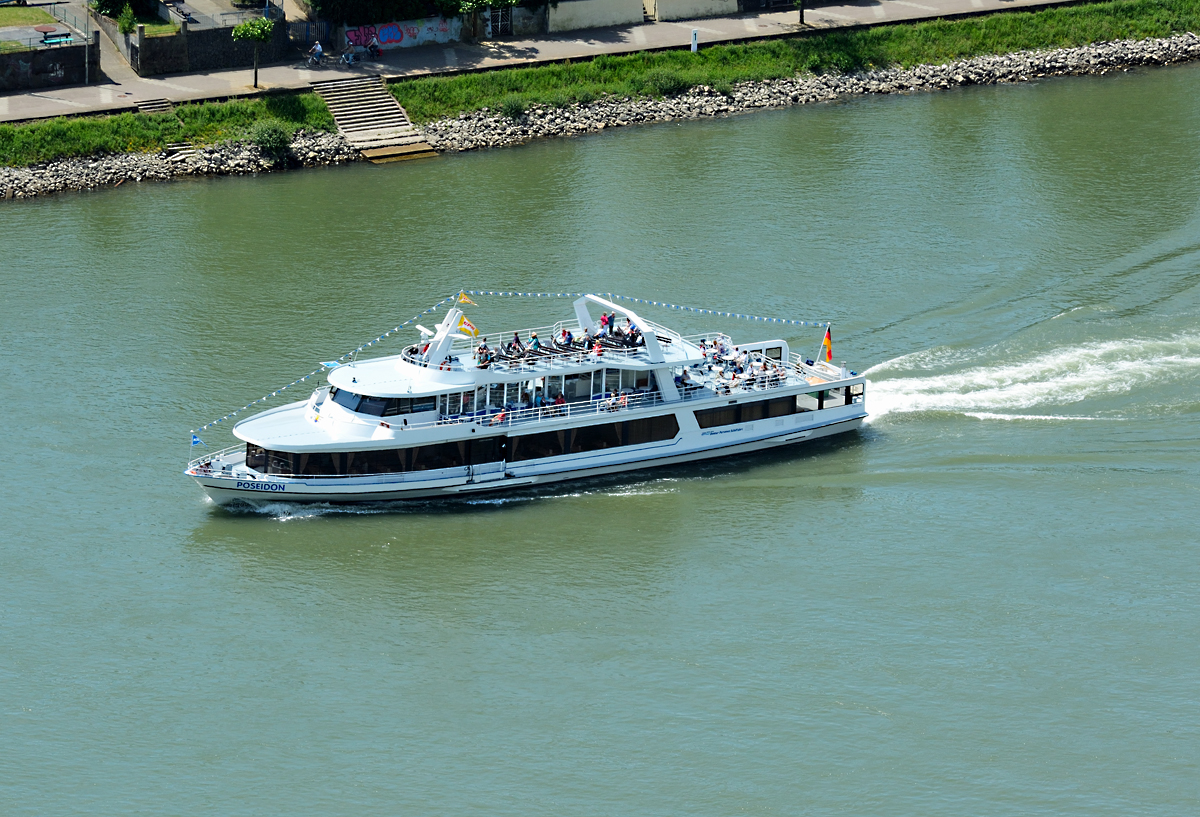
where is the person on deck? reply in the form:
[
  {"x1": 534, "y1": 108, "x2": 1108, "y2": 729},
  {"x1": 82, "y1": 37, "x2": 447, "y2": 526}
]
[{"x1": 529, "y1": 332, "x2": 541, "y2": 351}]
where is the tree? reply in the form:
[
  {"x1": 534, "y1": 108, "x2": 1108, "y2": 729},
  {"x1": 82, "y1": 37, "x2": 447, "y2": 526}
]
[{"x1": 232, "y1": 17, "x2": 275, "y2": 89}]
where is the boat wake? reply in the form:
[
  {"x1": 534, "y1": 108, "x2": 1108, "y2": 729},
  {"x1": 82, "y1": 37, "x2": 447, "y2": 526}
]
[{"x1": 864, "y1": 333, "x2": 1200, "y2": 422}]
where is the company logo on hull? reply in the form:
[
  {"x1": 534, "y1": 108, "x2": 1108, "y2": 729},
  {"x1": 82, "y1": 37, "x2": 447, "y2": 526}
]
[
  {"x1": 701, "y1": 426, "x2": 744, "y2": 436},
  {"x1": 236, "y1": 481, "x2": 287, "y2": 492}
]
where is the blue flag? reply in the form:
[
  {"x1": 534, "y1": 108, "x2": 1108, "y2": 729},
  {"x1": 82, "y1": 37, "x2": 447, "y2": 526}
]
[{"x1": 191, "y1": 434, "x2": 206, "y2": 448}]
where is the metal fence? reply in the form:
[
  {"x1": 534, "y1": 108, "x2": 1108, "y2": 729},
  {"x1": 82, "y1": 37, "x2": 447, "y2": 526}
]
[
  {"x1": 287, "y1": 19, "x2": 332, "y2": 46},
  {"x1": 0, "y1": 2, "x2": 88, "y2": 52}
]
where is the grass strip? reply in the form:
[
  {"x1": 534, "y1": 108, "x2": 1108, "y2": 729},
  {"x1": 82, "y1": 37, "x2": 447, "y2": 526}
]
[
  {"x1": 389, "y1": 0, "x2": 1200, "y2": 121},
  {"x1": 0, "y1": 93, "x2": 335, "y2": 167}
]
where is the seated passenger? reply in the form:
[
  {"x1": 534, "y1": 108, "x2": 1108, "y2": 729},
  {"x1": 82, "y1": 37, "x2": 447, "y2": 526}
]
[
  {"x1": 511, "y1": 332, "x2": 525, "y2": 355},
  {"x1": 561, "y1": 328, "x2": 574, "y2": 346},
  {"x1": 529, "y1": 332, "x2": 541, "y2": 351},
  {"x1": 490, "y1": 409, "x2": 507, "y2": 426},
  {"x1": 533, "y1": 389, "x2": 546, "y2": 408}
]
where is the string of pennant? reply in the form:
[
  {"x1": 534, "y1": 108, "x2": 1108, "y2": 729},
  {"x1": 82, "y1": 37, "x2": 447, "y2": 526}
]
[
  {"x1": 458, "y1": 290, "x2": 832, "y2": 329},
  {"x1": 191, "y1": 296, "x2": 457, "y2": 435},
  {"x1": 191, "y1": 289, "x2": 829, "y2": 441}
]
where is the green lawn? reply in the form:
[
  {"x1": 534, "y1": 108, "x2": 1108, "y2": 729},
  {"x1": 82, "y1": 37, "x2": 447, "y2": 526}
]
[
  {"x1": 390, "y1": 0, "x2": 1200, "y2": 122},
  {"x1": 0, "y1": 93, "x2": 335, "y2": 167},
  {"x1": 0, "y1": 6, "x2": 57, "y2": 26},
  {"x1": 134, "y1": 12, "x2": 179, "y2": 37}
]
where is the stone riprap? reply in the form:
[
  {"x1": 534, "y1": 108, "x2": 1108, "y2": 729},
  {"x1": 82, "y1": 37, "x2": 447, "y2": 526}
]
[
  {"x1": 5, "y1": 32, "x2": 1200, "y2": 198},
  {"x1": 1, "y1": 131, "x2": 359, "y2": 200},
  {"x1": 423, "y1": 33, "x2": 1200, "y2": 152}
]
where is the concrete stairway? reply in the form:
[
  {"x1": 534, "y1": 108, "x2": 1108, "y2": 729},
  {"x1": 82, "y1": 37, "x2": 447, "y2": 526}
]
[
  {"x1": 310, "y1": 76, "x2": 436, "y2": 163},
  {"x1": 137, "y1": 98, "x2": 175, "y2": 115}
]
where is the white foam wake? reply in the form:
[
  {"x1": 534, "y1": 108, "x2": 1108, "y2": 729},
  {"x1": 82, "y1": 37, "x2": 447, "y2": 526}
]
[{"x1": 864, "y1": 334, "x2": 1200, "y2": 421}]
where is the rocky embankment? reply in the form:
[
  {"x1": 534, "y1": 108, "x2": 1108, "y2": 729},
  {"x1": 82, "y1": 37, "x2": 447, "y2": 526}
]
[
  {"x1": 1, "y1": 131, "x2": 359, "y2": 199},
  {"x1": 5, "y1": 33, "x2": 1200, "y2": 198},
  {"x1": 424, "y1": 33, "x2": 1200, "y2": 152}
]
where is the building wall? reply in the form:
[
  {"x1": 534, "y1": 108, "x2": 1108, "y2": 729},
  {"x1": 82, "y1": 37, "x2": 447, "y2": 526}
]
[
  {"x1": 548, "y1": 0, "x2": 643, "y2": 32},
  {"x1": 511, "y1": 5, "x2": 546, "y2": 36},
  {"x1": 0, "y1": 35, "x2": 100, "y2": 92},
  {"x1": 652, "y1": 0, "x2": 737, "y2": 21},
  {"x1": 341, "y1": 16, "x2": 463, "y2": 50}
]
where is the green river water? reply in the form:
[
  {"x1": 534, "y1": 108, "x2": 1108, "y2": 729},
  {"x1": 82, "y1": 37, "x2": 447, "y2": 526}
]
[{"x1": 3, "y1": 62, "x2": 1200, "y2": 814}]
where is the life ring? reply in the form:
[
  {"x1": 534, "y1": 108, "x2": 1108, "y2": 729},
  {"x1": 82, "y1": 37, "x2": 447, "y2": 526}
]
[{"x1": 439, "y1": 359, "x2": 451, "y2": 371}]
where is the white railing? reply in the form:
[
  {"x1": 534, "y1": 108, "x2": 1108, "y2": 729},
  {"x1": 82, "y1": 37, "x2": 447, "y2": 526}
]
[{"x1": 187, "y1": 444, "x2": 243, "y2": 472}]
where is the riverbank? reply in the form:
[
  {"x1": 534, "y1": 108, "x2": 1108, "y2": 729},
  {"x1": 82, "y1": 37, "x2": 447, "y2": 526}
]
[
  {"x1": 391, "y1": 0, "x2": 1200, "y2": 121},
  {"x1": 0, "y1": 131, "x2": 357, "y2": 199},
  {"x1": 5, "y1": 0, "x2": 1200, "y2": 196},
  {"x1": 423, "y1": 33, "x2": 1200, "y2": 152}
]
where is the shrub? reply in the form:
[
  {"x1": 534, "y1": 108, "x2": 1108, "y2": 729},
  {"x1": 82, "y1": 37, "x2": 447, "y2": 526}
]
[
  {"x1": 250, "y1": 118, "x2": 291, "y2": 157},
  {"x1": 93, "y1": 0, "x2": 125, "y2": 18},
  {"x1": 641, "y1": 67, "x2": 689, "y2": 97},
  {"x1": 499, "y1": 94, "x2": 526, "y2": 120},
  {"x1": 117, "y1": 3, "x2": 136, "y2": 34}
]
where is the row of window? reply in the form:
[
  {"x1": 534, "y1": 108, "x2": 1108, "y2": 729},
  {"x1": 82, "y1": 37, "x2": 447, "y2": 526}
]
[
  {"x1": 329, "y1": 368, "x2": 659, "y2": 420},
  {"x1": 330, "y1": 387, "x2": 437, "y2": 417},
  {"x1": 246, "y1": 415, "x2": 681, "y2": 476},
  {"x1": 694, "y1": 386, "x2": 864, "y2": 429},
  {"x1": 260, "y1": 387, "x2": 866, "y2": 475}
]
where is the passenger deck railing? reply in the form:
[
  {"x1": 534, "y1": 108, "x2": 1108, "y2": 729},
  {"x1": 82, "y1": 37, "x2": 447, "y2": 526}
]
[{"x1": 187, "y1": 444, "x2": 243, "y2": 473}]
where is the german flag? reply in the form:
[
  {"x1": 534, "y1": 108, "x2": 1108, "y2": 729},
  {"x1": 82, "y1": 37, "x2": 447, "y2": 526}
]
[{"x1": 819, "y1": 328, "x2": 833, "y2": 362}]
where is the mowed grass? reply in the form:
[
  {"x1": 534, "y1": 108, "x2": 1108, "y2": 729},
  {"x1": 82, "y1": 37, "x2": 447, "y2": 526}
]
[
  {"x1": 0, "y1": 6, "x2": 57, "y2": 26},
  {"x1": 0, "y1": 93, "x2": 334, "y2": 166},
  {"x1": 390, "y1": 0, "x2": 1200, "y2": 121},
  {"x1": 133, "y1": 12, "x2": 179, "y2": 37}
]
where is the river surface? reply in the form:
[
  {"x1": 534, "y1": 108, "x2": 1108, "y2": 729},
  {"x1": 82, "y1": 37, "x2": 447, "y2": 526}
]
[{"x1": 4, "y1": 63, "x2": 1200, "y2": 815}]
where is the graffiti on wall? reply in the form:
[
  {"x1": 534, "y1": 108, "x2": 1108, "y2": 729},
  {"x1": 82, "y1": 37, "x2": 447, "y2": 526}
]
[{"x1": 345, "y1": 15, "x2": 461, "y2": 49}]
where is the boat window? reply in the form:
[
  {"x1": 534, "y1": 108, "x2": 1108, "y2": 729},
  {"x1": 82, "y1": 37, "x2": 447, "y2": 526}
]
[
  {"x1": 332, "y1": 388, "x2": 361, "y2": 412},
  {"x1": 796, "y1": 392, "x2": 820, "y2": 412},
  {"x1": 488, "y1": 383, "x2": 505, "y2": 408},
  {"x1": 571, "y1": 422, "x2": 622, "y2": 453},
  {"x1": 331, "y1": 389, "x2": 437, "y2": 417},
  {"x1": 625, "y1": 414, "x2": 680, "y2": 445},
  {"x1": 510, "y1": 429, "x2": 568, "y2": 461},
  {"x1": 469, "y1": 435, "x2": 504, "y2": 464},
  {"x1": 695, "y1": 406, "x2": 737, "y2": 428},
  {"x1": 463, "y1": 390, "x2": 476, "y2": 414},
  {"x1": 357, "y1": 395, "x2": 389, "y2": 416},
  {"x1": 765, "y1": 346, "x2": 783, "y2": 361},
  {"x1": 605, "y1": 369, "x2": 621, "y2": 396},
  {"x1": 246, "y1": 444, "x2": 267, "y2": 471},
  {"x1": 564, "y1": 372, "x2": 592, "y2": 402},
  {"x1": 410, "y1": 442, "x2": 465, "y2": 471},
  {"x1": 545, "y1": 375, "x2": 564, "y2": 400},
  {"x1": 447, "y1": 392, "x2": 462, "y2": 416},
  {"x1": 740, "y1": 400, "x2": 766, "y2": 422},
  {"x1": 695, "y1": 395, "x2": 803, "y2": 428}
]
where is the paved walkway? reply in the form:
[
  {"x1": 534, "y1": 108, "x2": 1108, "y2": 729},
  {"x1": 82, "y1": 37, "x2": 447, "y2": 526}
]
[{"x1": 1, "y1": 0, "x2": 1074, "y2": 123}]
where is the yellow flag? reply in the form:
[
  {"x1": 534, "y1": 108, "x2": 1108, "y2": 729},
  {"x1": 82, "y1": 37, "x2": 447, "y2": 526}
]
[
  {"x1": 458, "y1": 292, "x2": 477, "y2": 305},
  {"x1": 459, "y1": 315, "x2": 479, "y2": 337}
]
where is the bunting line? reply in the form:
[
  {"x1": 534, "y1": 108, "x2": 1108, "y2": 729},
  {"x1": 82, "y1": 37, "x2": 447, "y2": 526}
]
[
  {"x1": 191, "y1": 290, "x2": 829, "y2": 438},
  {"x1": 458, "y1": 290, "x2": 831, "y2": 328},
  {"x1": 190, "y1": 296, "x2": 457, "y2": 434}
]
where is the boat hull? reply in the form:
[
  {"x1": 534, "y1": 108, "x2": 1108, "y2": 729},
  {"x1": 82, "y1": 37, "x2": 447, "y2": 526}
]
[{"x1": 191, "y1": 412, "x2": 864, "y2": 507}]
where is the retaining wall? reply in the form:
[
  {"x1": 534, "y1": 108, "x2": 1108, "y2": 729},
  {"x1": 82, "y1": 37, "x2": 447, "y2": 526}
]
[
  {"x1": 548, "y1": 0, "x2": 643, "y2": 32},
  {"x1": 93, "y1": 10, "x2": 290, "y2": 76},
  {"x1": 0, "y1": 34, "x2": 100, "y2": 92},
  {"x1": 652, "y1": 0, "x2": 738, "y2": 20}
]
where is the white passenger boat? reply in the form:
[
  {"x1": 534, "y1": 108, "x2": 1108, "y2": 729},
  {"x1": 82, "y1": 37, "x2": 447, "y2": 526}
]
[{"x1": 186, "y1": 294, "x2": 866, "y2": 505}]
